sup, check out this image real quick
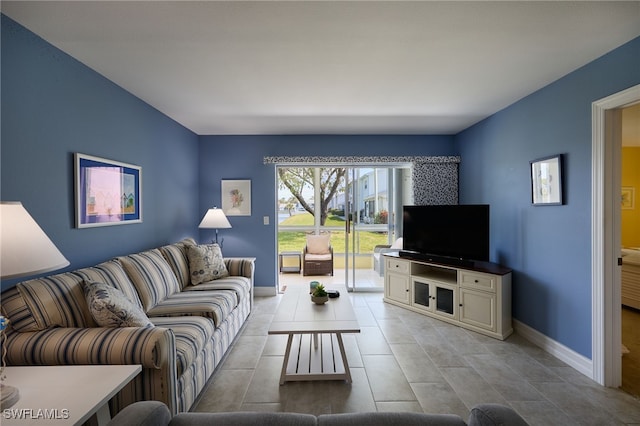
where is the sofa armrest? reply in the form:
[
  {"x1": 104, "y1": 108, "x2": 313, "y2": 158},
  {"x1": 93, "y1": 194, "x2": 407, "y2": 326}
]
[
  {"x1": 224, "y1": 258, "x2": 255, "y2": 280},
  {"x1": 5, "y1": 326, "x2": 179, "y2": 415},
  {"x1": 468, "y1": 404, "x2": 529, "y2": 426},
  {"x1": 107, "y1": 401, "x2": 171, "y2": 426},
  {"x1": 373, "y1": 244, "x2": 392, "y2": 253},
  {"x1": 5, "y1": 326, "x2": 174, "y2": 368}
]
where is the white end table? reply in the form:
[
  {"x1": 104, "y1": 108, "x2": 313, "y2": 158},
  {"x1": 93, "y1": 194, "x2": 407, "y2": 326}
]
[{"x1": 1, "y1": 364, "x2": 141, "y2": 425}]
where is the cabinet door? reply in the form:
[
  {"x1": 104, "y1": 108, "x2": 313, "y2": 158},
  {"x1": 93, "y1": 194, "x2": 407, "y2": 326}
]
[
  {"x1": 386, "y1": 273, "x2": 411, "y2": 304},
  {"x1": 459, "y1": 288, "x2": 496, "y2": 331},
  {"x1": 411, "y1": 278, "x2": 433, "y2": 312},
  {"x1": 433, "y1": 282, "x2": 457, "y2": 320}
]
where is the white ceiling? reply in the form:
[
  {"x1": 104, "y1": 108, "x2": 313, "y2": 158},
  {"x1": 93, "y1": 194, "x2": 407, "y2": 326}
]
[{"x1": 3, "y1": 1, "x2": 640, "y2": 135}]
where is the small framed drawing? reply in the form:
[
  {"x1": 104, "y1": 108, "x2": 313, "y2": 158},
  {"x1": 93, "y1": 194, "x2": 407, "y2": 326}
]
[
  {"x1": 530, "y1": 154, "x2": 563, "y2": 206},
  {"x1": 622, "y1": 187, "x2": 635, "y2": 210},
  {"x1": 75, "y1": 153, "x2": 142, "y2": 228},
  {"x1": 221, "y1": 179, "x2": 251, "y2": 216}
]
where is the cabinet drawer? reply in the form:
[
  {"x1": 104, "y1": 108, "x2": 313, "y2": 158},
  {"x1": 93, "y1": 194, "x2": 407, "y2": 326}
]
[
  {"x1": 386, "y1": 258, "x2": 410, "y2": 274},
  {"x1": 459, "y1": 271, "x2": 496, "y2": 292}
]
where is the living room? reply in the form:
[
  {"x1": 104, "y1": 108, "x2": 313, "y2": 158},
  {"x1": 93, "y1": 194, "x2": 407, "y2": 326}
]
[{"x1": 1, "y1": 1, "x2": 640, "y2": 424}]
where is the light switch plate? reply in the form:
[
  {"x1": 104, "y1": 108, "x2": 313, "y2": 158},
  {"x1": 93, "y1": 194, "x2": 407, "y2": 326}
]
[{"x1": 263, "y1": 216, "x2": 269, "y2": 225}]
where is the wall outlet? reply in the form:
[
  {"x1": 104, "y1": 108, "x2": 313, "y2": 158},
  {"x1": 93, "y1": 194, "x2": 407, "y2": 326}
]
[{"x1": 263, "y1": 216, "x2": 269, "y2": 225}]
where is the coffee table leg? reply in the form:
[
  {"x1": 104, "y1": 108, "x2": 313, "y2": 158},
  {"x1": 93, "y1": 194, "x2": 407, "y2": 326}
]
[
  {"x1": 335, "y1": 333, "x2": 352, "y2": 384},
  {"x1": 280, "y1": 334, "x2": 294, "y2": 385}
]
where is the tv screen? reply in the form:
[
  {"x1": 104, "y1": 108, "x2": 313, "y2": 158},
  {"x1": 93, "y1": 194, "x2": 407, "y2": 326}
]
[{"x1": 402, "y1": 205, "x2": 490, "y2": 263}]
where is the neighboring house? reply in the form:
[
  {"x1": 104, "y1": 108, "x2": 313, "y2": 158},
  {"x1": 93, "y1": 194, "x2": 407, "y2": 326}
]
[{"x1": 2, "y1": 13, "x2": 640, "y2": 387}]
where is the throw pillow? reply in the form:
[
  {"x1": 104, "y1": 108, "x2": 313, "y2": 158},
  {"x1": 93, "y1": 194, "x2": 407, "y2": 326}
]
[
  {"x1": 83, "y1": 280, "x2": 154, "y2": 328},
  {"x1": 187, "y1": 244, "x2": 229, "y2": 285},
  {"x1": 306, "y1": 234, "x2": 331, "y2": 254}
]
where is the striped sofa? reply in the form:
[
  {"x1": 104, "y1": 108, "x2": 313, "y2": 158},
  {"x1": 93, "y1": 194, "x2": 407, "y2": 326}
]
[{"x1": 0, "y1": 238, "x2": 254, "y2": 416}]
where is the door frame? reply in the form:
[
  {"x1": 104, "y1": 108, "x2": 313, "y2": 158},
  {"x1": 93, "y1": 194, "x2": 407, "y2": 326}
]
[{"x1": 591, "y1": 83, "x2": 640, "y2": 386}]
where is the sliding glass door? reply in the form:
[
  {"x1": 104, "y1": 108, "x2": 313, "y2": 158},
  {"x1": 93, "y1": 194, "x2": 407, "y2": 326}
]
[{"x1": 277, "y1": 165, "x2": 410, "y2": 292}]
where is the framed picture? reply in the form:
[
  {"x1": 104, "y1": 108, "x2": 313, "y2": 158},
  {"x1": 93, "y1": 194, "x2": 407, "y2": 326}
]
[
  {"x1": 75, "y1": 153, "x2": 142, "y2": 228},
  {"x1": 221, "y1": 179, "x2": 251, "y2": 216},
  {"x1": 530, "y1": 154, "x2": 563, "y2": 206},
  {"x1": 622, "y1": 187, "x2": 635, "y2": 210}
]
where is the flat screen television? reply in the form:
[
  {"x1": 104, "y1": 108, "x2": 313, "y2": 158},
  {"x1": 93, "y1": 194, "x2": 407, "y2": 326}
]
[{"x1": 401, "y1": 204, "x2": 490, "y2": 264}]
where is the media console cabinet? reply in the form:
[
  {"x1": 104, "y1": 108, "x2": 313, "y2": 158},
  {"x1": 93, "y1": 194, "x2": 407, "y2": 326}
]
[{"x1": 383, "y1": 252, "x2": 513, "y2": 340}]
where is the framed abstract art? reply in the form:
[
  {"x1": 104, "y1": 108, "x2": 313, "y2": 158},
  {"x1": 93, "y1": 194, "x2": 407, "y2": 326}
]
[{"x1": 75, "y1": 153, "x2": 142, "y2": 228}]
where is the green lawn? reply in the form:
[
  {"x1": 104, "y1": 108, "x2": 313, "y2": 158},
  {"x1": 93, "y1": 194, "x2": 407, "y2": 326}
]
[{"x1": 278, "y1": 212, "x2": 389, "y2": 253}]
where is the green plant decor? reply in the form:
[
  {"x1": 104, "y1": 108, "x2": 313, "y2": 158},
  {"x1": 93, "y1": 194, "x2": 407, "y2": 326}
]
[{"x1": 312, "y1": 284, "x2": 327, "y2": 297}]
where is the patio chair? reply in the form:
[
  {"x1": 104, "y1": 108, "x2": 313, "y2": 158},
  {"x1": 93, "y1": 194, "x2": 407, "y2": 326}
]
[
  {"x1": 303, "y1": 234, "x2": 333, "y2": 276},
  {"x1": 373, "y1": 237, "x2": 403, "y2": 276}
]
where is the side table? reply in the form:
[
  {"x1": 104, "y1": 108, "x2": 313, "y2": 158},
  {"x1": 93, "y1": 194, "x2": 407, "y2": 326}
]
[
  {"x1": 279, "y1": 251, "x2": 301, "y2": 273},
  {"x1": 1, "y1": 364, "x2": 141, "y2": 425}
]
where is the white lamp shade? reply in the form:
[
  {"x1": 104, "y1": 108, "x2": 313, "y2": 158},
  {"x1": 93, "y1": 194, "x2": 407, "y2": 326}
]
[
  {"x1": 198, "y1": 208, "x2": 231, "y2": 229},
  {"x1": 1, "y1": 202, "x2": 70, "y2": 280}
]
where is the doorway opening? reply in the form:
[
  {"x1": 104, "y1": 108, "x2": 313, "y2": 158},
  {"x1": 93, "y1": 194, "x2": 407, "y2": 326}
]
[{"x1": 592, "y1": 84, "x2": 640, "y2": 389}]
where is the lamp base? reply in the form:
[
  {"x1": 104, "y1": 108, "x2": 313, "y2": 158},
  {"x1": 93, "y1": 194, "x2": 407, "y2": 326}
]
[{"x1": 1, "y1": 383, "x2": 20, "y2": 409}]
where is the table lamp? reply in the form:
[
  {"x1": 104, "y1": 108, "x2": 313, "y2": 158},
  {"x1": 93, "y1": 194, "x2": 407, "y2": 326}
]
[
  {"x1": 198, "y1": 207, "x2": 231, "y2": 247},
  {"x1": 0, "y1": 201, "x2": 70, "y2": 408}
]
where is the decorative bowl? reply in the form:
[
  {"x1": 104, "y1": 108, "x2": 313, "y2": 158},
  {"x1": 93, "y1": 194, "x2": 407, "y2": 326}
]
[{"x1": 311, "y1": 295, "x2": 328, "y2": 305}]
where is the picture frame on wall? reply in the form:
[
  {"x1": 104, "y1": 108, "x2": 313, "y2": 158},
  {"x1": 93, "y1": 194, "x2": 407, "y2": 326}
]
[
  {"x1": 622, "y1": 187, "x2": 635, "y2": 210},
  {"x1": 221, "y1": 179, "x2": 251, "y2": 216},
  {"x1": 530, "y1": 154, "x2": 563, "y2": 206},
  {"x1": 75, "y1": 153, "x2": 142, "y2": 228}
]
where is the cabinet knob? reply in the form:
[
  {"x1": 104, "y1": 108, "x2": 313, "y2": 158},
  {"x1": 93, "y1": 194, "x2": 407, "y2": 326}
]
[
  {"x1": 459, "y1": 303, "x2": 463, "y2": 307},
  {"x1": 474, "y1": 279, "x2": 479, "y2": 283}
]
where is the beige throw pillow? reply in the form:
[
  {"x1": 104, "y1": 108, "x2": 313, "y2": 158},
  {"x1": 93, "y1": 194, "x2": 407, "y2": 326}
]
[
  {"x1": 187, "y1": 244, "x2": 229, "y2": 285},
  {"x1": 307, "y1": 234, "x2": 331, "y2": 254},
  {"x1": 84, "y1": 281, "x2": 154, "y2": 328}
]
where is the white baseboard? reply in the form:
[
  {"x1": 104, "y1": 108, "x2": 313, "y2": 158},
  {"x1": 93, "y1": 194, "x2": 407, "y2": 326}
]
[
  {"x1": 514, "y1": 319, "x2": 593, "y2": 379},
  {"x1": 254, "y1": 286, "x2": 278, "y2": 297}
]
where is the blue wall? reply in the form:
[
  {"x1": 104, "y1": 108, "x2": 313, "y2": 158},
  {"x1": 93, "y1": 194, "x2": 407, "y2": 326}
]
[
  {"x1": 1, "y1": 15, "x2": 200, "y2": 290},
  {"x1": 198, "y1": 135, "x2": 456, "y2": 289},
  {"x1": 456, "y1": 36, "x2": 640, "y2": 358}
]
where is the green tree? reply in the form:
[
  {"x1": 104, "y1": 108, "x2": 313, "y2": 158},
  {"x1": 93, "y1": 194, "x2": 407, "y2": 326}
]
[{"x1": 278, "y1": 167, "x2": 346, "y2": 225}]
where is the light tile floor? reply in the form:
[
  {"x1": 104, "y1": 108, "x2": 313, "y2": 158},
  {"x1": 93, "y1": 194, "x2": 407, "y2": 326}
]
[{"x1": 193, "y1": 281, "x2": 640, "y2": 425}]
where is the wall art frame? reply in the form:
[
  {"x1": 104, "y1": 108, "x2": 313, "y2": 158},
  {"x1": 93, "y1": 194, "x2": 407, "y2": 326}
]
[
  {"x1": 75, "y1": 153, "x2": 142, "y2": 228},
  {"x1": 530, "y1": 154, "x2": 563, "y2": 206},
  {"x1": 221, "y1": 179, "x2": 251, "y2": 216},
  {"x1": 622, "y1": 187, "x2": 635, "y2": 210}
]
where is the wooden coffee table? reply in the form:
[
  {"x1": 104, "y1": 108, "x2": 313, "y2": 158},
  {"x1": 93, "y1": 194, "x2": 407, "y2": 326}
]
[{"x1": 268, "y1": 285, "x2": 360, "y2": 384}]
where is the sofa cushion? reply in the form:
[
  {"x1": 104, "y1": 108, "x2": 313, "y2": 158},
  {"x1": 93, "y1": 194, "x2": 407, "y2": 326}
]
[
  {"x1": 318, "y1": 412, "x2": 466, "y2": 426},
  {"x1": 159, "y1": 241, "x2": 192, "y2": 290},
  {"x1": 15, "y1": 272, "x2": 96, "y2": 330},
  {"x1": 118, "y1": 249, "x2": 182, "y2": 311},
  {"x1": 186, "y1": 244, "x2": 228, "y2": 285},
  {"x1": 304, "y1": 253, "x2": 332, "y2": 261},
  {"x1": 74, "y1": 260, "x2": 144, "y2": 310},
  {"x1": 182, "y1": 276, "x2": 250, "y2": 304},
  {"x1": 150, "y1": 316, "x2": 214, "y2": 378},
  {"x1": 146, "y1": 290, "x2": 237, "y2": 327},
  {"x1": 84, "y1": 281, "x2": 154, "y2": 328},
  {"x1": 170, "y1": 412, "x2": 318, "y2": 426}
]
